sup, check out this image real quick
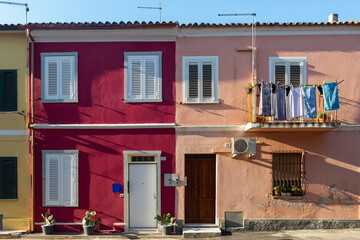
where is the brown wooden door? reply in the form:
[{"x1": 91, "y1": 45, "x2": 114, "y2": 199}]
[{"x1": 185, "y1": 155, "x2": 215, "y2": 223}]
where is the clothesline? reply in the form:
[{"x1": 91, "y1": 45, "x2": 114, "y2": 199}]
[{"x1": 250, "y1": 79, "x2": 344, "y2": 89}]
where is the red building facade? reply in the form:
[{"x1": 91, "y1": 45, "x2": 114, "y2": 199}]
[{"x1": 28, "y1": 22, "x2": 176, "y2": 232}]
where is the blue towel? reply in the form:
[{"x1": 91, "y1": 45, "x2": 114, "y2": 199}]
[
  {"x1": 275, "y1": 86, "x2": 287, "y2": 120},
  {"x1": 323, "y1": 82, "x2": 340, "y2": 111},
  {"x1": 303, "y1": 87, "x2": 317, "y2": 119}
]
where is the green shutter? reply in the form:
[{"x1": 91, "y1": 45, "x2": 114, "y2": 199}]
[
  {"x1": 0, "y1": 157, "x2": 17, "y2": 199},
  {"x1": 0, "y1": 70, "x2": 17, "y2": 112}
]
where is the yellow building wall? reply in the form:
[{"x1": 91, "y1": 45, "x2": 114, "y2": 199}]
[{"x1": 0, "y1": 31, "x2": 31, "y2": 230}]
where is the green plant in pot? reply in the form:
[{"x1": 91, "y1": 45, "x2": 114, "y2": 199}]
[
  {"x1": 246, "y1": 83, "x2": 253, "y2": 94},
  {"x1": 291, "y1": 185, "x2": 303, "y2": 196},
  {"x1": 82, "y1": 211, "x2": 100, "y2": 235},
  {"x1": 155, "y1": 213, "x2": 176, "y2": 235},
  {"x1": 41, "y1": 212, "x2": 56, "y2": 235},
  {"x1": 273, "y1": 185, "x2": 285, "y2": 196}
]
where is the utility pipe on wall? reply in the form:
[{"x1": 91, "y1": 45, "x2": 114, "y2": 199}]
[{"x1": 26, "y1": 28, "x2": 35, "y2": 232}]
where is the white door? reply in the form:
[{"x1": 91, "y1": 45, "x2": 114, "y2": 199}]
[{"x1": 129, "y1": 164, "x2": 157, "y2": 228}]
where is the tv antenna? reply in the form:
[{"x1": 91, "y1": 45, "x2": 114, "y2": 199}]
[
  {"x1": 218, "y1": 12, "x2": 257, "y2": 121},
  {"x1": 218, "y1": 12, "x2": 256, "y2": 84},
  {"x1": 0, "y1": 1, "x2": 29, "y2": 24},
  {"x1": 138, "y1": 1, "x2": 162, "y2": 22}
]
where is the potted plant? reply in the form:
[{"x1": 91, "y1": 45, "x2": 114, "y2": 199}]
[
  {"x1": 82, "y1": 211, "x2": 100, "y2": 235},
  {"x1": 155, "y1": 213, "x2": 176, "y2": 235},
  {"x1": 284, "y1": 186, "x2": 292, "y2": 196},
  {"x1": 246, "y1": 83, "x2": 253, "y2": 94},
  {"x1": 273, "y1": 185, "x2": 285, "y2": 196},
  {"x1": 41, "y1": 212, "x2": 56, "y2": 235},
  {"x1": 317, "y1": 113, "x2": 327, "y2": 122},
  {"x1": 291, "y1": 185, "x2": 303, "y2": 196}
]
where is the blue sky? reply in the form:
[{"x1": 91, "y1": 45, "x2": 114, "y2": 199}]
[{"x1": 0, "y1": 0, "x2": 359, "y2": 25}]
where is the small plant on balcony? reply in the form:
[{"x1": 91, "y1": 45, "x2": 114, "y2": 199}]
[
  {"x1": 273, "y1": 185, "x2": 286, "y2": 196},
  {"x1": 291, "y1": 185, "x2": 303, "y2": 196},
  {"x1": 41, "y1": 212, "x2": 56, "y2": 235},
  {"x1": 317, "y1": 112, "x2": 328, "y2": 122},
  {"x1": 246, "y1": 83, "x2": 253, "y2": 94}
]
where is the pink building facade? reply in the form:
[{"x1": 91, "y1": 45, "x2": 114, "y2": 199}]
[
  {"x1": 175, "y1": 23, "x2": 360, "y2": 230},
  {"x1": 28, "y1": 22, "x2": 177, "y2": 232}
]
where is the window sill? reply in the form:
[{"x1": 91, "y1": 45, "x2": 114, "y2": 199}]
[
  {"x1": 124, "y1": 99, "x2": 163, "y2": 103},
  {"x1": 180, "y1": 101, "x2": 221, "y2": 105},
  {"x1": 42, "y1": 100, "x2": 78, "y2": 103},
  {"x1": 273, "y1": 195, "x2": 304, "y2": 200}
]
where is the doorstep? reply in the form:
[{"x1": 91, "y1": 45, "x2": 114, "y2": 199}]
[
  {"x1": 182, "y1": 227, "x2": 221, "y2": 238},
  {"x1": 0, "y1": 230, "x2": 27, "y2": 239}
]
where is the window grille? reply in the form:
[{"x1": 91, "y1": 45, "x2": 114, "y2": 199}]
[{"x1": 272, "y1": 152, "x2": 304, "y2": 189}]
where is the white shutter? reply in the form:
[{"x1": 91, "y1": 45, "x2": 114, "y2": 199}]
[
  {"x1": 46, "y1": 58, "x2": 59, "y2": 99},
  {"x1": 60, "y1": 57, "x2": 74, "y2": 100},
  {"x1": 145, "y1": 56, "x2": 157, "y2": 99},
  {"x1": 61, "y1": 154, "x2": 73, "y2": 206},
  {"x1": 129, "y1": 57, "x2": 141, "y2": 99},
  {"x1": 188, "y1": 63, "x2": 199, "y2": 99},
  {"x1": 46, "y1": 154, "x2": 60, "y2": 206},
  {"x1": 202, "y1": 63, "x2": 213, "y2": 99}
]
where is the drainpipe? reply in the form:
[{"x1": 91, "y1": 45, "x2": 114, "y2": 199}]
[{"x1": 26, "y1": 28, "x2": 35, "y2": 232}]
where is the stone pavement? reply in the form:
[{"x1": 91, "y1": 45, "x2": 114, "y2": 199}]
[{"x1": 1, "y1": 228, "x2": 360, "y2": 239}]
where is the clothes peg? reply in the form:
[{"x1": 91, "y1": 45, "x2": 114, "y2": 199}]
[
  {"x1": 303, "y1": 84, "x2": 306, "y2": 90},
  {"x1": 323, "y1": 80, "x2": 326, "y2": 85},
  {"x1": 334, "y1": 79, "x2": 337, "y2": 83},
  {"x1": 270, "y1": 81, "x2": 272, "y2": 84},
  {"x1": 313, "y1": 84, "x2": 316, "y2": 88}
]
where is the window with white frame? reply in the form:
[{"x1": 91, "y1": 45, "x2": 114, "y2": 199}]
[
  {"x1": 183, "y1": 56, "x2": 218, "y2": 103},
  {"x1": 41, "y1": 52, "x2": 78, "y2": 103},
  {"x1": 42, "y1": 150, "x2": 78, "y2": 207},
  {"x1": 124, "y1": 52, "x2": 162, "y2": 102},
  {"x1": 269, "y1": 57, "x2": 307, "y2": 86}
]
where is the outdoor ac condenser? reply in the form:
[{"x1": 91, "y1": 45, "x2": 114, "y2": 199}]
[{"x1": 231, "y1": 137, "x2": 256, "y2": 157}]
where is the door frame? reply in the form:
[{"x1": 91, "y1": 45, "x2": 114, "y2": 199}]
[
  {"x1": 123, "y1": 151, "x2": 162, "y2": 232},
  {"x1": 184, "y1": 154, "x2": 217, "y2": 224}
]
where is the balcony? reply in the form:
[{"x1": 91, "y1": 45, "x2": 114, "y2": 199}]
[{"x1": 245, "y1": 87, "x2": 341, "y2": 132}]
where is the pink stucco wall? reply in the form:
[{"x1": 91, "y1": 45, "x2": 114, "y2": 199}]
[
  {"x1": 34, "y1": 41, "x2": 175, "y2": 124},
  {"x1": 35, "y1": 128, "x2": 175, "y2": 232},
  {"x1": 176, "y1": 130, "x2": 360, "y2": 222},
  {"x1": 175, "y1": 32, "x2": 360, "y2": 224},
  {"x1": 176, "y1": 35, "x2": 360, "y2": 125}
]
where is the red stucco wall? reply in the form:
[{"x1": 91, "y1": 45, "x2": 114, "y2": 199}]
[
  {"x1": 33, "y1": 41, "x2": 175, "y2": 124},
  {"x1": 34, "y1": 129, "x2": 175, "y2": 232}
]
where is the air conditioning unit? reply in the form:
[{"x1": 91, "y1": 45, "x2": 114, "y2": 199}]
[{"x1": 231, "y1": 138, "x2": 256, "y2": 157}]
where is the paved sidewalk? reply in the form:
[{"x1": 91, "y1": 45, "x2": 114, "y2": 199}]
[{"x1": 2, "y1": 228, "x2": 360, "y2": 239}]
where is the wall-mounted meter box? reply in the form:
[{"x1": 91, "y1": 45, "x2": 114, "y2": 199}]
[{"x1": 164, "y1": 173, "x2": 179, "y2": 187}]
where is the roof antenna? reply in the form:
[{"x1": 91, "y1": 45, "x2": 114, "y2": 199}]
[
  {"x1": 0, "y1": 1, "x2": 29, "y2": 24},
  {"x1": 138, "y1": 1, "x2": 162, "y2": 22},
  {"x1": 219, "y1": 12, "x2": 256, "y2": 121}
]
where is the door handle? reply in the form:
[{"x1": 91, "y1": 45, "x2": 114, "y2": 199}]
[
  {"x1": 185, "y1": 176, "x2": 187, "y2": 186},
  {"x1": 154, "y1": 194, "x2": 156, "y2": 199}
]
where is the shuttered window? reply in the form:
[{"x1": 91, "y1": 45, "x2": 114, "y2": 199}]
[
  {"x1": 43, "y1": 150, "x2": 78, "y2": 207},
  {"x1": 183, "y1": 56, "x2": 218, "y2": 103},
  {"x1": 270, "y1": 57, "x2": 306, "y2": 86},
  {"x1": 124, "y1": 52, "x2": 162, "y2": 102},
  {"x1": 0, "y1": 157, "x2": 17, "y2": 199},
  {"x1": 0, "y1": 70, "x2": 17, "y2": 112},
  {"x1": 41, "y1": 53, "x2": 78, "y2": 103}
]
